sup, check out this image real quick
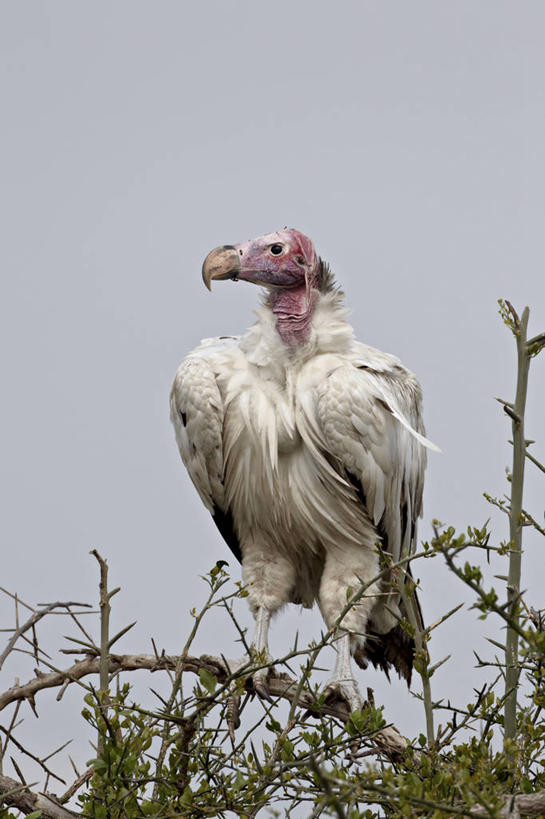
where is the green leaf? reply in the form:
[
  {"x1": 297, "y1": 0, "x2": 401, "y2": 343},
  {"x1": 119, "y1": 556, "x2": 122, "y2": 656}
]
[
  {"x1": 266, "y1": 717, "x2": 282, "y2": 733},
  {"x1": 198, "y1": 667, "x2": 217, "y2": 694},
  {"x1": 87, "y1": 757, "x2": 108, "y2": 774},
  {"x1": 181, "y1": 785, "x2": 193, "y2": 804}
]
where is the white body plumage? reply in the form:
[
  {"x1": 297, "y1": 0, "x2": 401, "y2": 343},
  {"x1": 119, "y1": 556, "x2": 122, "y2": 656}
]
[{"x1": 171, "y1": 281, "x2": 436, "y2": 682}]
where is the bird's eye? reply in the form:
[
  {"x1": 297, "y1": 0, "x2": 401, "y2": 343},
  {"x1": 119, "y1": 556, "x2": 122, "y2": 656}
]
[{"x1": 269, "y1": 244, "x2": 284, "y2": 256}]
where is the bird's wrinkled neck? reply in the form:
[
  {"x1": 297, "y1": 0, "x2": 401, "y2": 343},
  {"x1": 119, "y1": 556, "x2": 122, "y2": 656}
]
[{"x1": 269, "y1": 284, "x2": 317, "y2": 348}]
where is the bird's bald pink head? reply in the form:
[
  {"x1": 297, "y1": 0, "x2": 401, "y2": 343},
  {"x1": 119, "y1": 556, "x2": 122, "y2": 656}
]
[
  {"x1": 235, "y1": 228, "x2": 318, "y2": 287},
  {"x1": 202, "y1": 229, "x2": 319, "y2": 291},
  {"x1": 201, "y1": 228, "x2": 322, "y2": 347}
]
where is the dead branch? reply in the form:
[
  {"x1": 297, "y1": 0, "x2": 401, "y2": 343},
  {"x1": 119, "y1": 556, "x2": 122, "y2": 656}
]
[
  {"x1": 0, "y1": 651, "x2": 413, "y2": 764},
  {"x1": 0, "y1": 772, "x2": 80, "y2": 818},
  {"x1": 470, "y1": 788, "x2": 545, "y2": 817}
]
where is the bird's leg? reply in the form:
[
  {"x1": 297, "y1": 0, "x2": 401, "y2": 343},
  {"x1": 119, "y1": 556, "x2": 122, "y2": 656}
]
[
  {"x1": 318, "y1": 543, "x2": 379, "y2": 713},
  {"x1": 233, "y1": 542, "x2": 295, "y2": 700},
  {"x1": 323, "y1": 629, "x2": 364, "y2": 713},
  {"x1": 249, "y1": 606, "x2": 273, "y2": 698},
  {"x1": 251, "y1": 606, "x2": 271, "y2": 656},
  {"x1": 223, "y1": 607, "x2": 274, "y2": 703}
]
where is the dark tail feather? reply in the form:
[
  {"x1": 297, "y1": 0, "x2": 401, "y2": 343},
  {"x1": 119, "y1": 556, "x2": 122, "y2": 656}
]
[
  {"x1": 354, "y1": 621, "x2": 414, "y2": 686},
  {"x1": 354, "y1": 582, "x2": 423, "y2": 687}
]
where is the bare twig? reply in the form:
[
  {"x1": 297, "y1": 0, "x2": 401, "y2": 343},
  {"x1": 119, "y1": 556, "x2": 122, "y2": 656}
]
[
  {"x1": 0, "y1": 602, "x2": 91, "y2": 672},
  {"x1": 527, "y1": 330, "x2": 545, "y2": 357},
  {"x1": 508, "y1": 442, "x2": 545, "y2": 476},
  {"x1": 59, "y1": 767, "x2": 93, "y2": 805},
  {"x1": 0, "y1": 724, "x2": 67, "y2": 785},
  {"x1": 0, "y1": 699, "x2": 22, "y2": 773},
  {"x1": 521, "y1": 508, "x2": 545, "y2": 538},
  {"x1": 0, "y1": 587, "x2": 34, "y2": 613}
]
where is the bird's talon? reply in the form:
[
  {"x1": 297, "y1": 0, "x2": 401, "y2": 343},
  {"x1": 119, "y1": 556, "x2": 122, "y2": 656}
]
[
  {"x1": 226, "y1": 691, "x2": 241, "y2": 743},
  {"x1": 221, "y1": 655, "x2": 275, "y2": 701},
  {"x1": 323, "y1": 677, "x2": 364, "y2": 713},
  {"x1": 252, "y1": 667, "x2": 273, "y2": 701}
]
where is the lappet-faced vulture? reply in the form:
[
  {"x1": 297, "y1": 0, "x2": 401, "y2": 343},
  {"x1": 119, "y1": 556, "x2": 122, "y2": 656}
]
[{"x1": 171, "y1": 229, "x2": 438, "y2": 708}]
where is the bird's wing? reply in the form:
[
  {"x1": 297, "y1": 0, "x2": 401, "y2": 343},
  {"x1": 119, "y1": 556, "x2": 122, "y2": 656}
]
[
  {"x1": 311, "y1": 350, "x2": 437, "y2": 567},
  {"x1": 170, "y1": 337, "x2": 242, "y2": 561},
  {"x1": 304, "y1": 349, "x2": 439, "y2": 680}
]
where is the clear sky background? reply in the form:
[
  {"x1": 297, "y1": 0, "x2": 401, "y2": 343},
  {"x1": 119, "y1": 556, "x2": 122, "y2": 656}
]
[{"x1": 1, "y1": 0, "x2": 544, "y2": 789}]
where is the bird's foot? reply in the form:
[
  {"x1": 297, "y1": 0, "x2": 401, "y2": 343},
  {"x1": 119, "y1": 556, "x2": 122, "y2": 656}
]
[
  {"x1": 222, "y1": 607, "x2": 276, "y2": 704},
  {"x1": 251, "y1": 658, "x2": 274, "y2": 701},
  {"x1": 248, "y1": 646, "x2": 275, "y2": 701},
  {"x1": 226, "y1": 690, "x2": 241, "y2": 744},
  {"x1": 222, "y1": 651, "x2": 275, "y2": 701},
  {"x1": 322, "y1": 675, "x2": 364, "y2": 713}
]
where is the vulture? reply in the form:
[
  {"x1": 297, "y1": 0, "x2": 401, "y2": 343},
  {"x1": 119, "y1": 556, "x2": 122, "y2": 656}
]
[{"x1": 170, "y1": 229, "x2": 437, "y2": 709}]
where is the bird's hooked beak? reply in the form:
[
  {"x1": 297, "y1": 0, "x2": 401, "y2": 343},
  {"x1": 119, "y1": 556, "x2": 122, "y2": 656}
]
[{"x1": 202, "y1": 245, "x2": 241, "y2": 291}]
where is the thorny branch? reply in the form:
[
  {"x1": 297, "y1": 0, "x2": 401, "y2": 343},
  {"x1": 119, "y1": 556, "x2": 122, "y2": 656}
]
[
  {"x1": 0, "y1": 773, "x2": 79, "y2": 818},
  {"x1": 90, "y1": 549, "x2": 116, "y2": 756},
  {"x1": 0, "y1": 651, "x2": 412, "y2": 762},
  {"x1": 498, "y1": 303, "x2": 543, "y2": 746}
]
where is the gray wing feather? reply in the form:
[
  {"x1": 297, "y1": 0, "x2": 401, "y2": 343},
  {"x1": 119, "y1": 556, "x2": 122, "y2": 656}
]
[
  {"x1": 315, "y1": 357, "x2": 433, "y2": 566},
  {"x1": 170, "y1": 342, "x2": 229, "y2": 514},
  {"x1": 170, "y1": 338, "x2": 244, "y2": 562}
]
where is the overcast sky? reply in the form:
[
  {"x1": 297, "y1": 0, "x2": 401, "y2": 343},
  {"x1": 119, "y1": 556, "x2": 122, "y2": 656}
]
[{"x1": 1, "y1": 0, "x2": 544, "y2": 788}]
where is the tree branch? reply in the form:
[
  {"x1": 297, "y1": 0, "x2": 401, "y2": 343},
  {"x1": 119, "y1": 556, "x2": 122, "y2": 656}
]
[
  {"x1": 90, "y1": 549, "x2": 115, "y2": 757},
  {"x1": 505, "y1": 305, "x2": 530, "y2": 745},
  {"x1": 470, "y1": 788, "x2": 545, "y2": 817},
  {"x1": 0, "y1": 652, "x2": 413, "y2": 764},
  {"x1": 0, "y1": 773, "x2": 80, "y2": 818}
]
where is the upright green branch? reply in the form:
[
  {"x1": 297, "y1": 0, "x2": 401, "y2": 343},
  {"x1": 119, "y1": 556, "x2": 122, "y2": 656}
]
[
  {"x1": 499, "y1": 302, "x2": 532, "y2": 746},
  {"x1": 399, "y1": 578, "x2": 435, "y2": 746},
  {"x1": 91, "y1": 549, "x2": 118, "y2": 755}
]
